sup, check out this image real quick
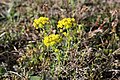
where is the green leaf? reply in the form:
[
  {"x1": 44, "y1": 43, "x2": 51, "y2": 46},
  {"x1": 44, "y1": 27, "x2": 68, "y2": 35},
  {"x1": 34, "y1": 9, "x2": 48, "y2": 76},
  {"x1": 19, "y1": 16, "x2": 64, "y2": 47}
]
[
  {"x1": 30, "y1": 76, "x2": 41, "y2": 80},
  {"x1": 0, "y1": 66, "x2": 6, "y2": 76}
]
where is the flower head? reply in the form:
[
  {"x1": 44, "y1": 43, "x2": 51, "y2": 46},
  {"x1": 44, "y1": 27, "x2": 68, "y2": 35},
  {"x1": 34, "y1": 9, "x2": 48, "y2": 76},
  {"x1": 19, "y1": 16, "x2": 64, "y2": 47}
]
[
  {"x1": 57, "y1": 18, "x2": 76, "y2": 29},
  {"x1": 33, "y1": 17, "x2": 49, "y2": 29},
  {"x1": 43, "y1": 34, "x2": 62, "y2": 47}
]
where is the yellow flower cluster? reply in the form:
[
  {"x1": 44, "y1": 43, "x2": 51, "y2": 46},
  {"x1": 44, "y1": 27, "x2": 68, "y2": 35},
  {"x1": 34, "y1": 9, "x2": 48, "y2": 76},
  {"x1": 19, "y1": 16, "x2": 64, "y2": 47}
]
[
  {"x1": 43, "y1": 34, "x2": 61, "y2": 47},
  {"x1": 33, "y1": 17, "x2": 49, "y2": 29},
  {"x1": 57, "y1": 18, "x2": 76, "y2": 29}
]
